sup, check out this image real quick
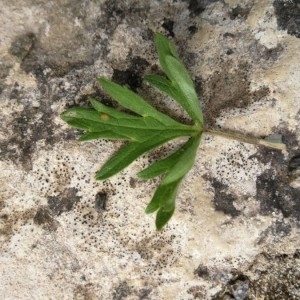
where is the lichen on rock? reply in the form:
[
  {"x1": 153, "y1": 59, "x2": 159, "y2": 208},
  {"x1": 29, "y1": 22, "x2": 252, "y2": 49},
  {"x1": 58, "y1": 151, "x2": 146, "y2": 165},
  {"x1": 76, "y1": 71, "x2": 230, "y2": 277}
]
[{"x1": 0, "y1": 0, "x2": 299, "y2": 299}]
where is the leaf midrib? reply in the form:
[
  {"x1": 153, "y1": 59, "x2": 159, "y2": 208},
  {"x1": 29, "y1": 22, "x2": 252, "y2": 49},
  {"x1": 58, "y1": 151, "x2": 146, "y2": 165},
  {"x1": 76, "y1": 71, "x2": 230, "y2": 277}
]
[{"x1": 70, "y1": 116, "x2": 199, "y2": 134}]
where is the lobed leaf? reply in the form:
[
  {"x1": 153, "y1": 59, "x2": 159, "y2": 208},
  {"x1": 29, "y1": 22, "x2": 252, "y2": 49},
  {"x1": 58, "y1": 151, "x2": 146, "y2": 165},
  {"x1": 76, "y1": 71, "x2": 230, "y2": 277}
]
[
  {"x1": 148, "y1": 177, "x2": 182, "y2": 230},
  {"x1": 145, "y1": 177, "x2": 182, "y2": 213},
  {"x1": 144, "y1": 75, "x2": 175, "y2": 98},
  {"x1": 153, "y1": 33, "x2": 203, "y2": 125},
  {"x1": 144, "y1": 135, "x2": 201, "y2": 229},
  {"x1": 154, "y1": 33, "x2": 179, "y2": 79},
  {"x1": 60, "y1": 33, "x2": 205, "y2": 230},
  {"x1": 138, "y1": 135, "x2": 200, "y2": 179},
  {"x1": 95, "y1": 131, "x2": 195, "y2": 180},
  {"x1": 99, "y1": 77, "x2": 182, "y2": 126},
  {"x1": 90, "y1": 98, "x2": 141, "y2": 120},
  {"x1": 164, "y1": 55, "x2": 203, "y2": 125},
  {"x1": 61, "y1": 104, "x2": 197, "y2": 143},
  {"x1": 162, "y1": 134, "x2": 201, "y2": 185},
  {"x1": 145, "y1": 74, "x2": 202, "y2": 126}
]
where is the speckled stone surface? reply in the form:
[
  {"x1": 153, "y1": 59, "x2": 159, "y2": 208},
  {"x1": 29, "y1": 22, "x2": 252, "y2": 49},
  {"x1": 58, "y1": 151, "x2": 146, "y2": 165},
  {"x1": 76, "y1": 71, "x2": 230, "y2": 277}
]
[{"x1": 0, "y1": 0, "x2": 300, "y2": 299}]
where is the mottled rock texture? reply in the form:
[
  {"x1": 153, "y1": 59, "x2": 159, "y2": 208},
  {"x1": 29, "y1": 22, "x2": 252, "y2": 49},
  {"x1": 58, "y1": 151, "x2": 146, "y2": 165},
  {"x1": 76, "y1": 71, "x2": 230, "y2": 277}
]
[{"x1": 0, "y1": 0, "x2": 299, "y2": 299}]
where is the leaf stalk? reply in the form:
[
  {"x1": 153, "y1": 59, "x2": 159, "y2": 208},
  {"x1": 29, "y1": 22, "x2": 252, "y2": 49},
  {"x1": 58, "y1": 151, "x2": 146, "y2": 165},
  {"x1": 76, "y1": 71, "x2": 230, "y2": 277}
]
[{"x1": 203, "y1": 128, "x2": 286, "y2": 151}]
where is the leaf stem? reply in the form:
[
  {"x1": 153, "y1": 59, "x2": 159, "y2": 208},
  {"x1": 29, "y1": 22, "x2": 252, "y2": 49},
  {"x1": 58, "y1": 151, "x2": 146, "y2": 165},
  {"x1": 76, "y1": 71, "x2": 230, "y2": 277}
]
[{"x1": 203, "y1": 128, "x2": 286, "y2": 151}]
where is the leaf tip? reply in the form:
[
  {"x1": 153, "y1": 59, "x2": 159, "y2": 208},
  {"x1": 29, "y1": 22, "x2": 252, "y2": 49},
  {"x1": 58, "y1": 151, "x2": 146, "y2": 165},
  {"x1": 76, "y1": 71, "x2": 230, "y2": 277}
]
[
  {"x1": 98, "y1": 76, "x2": 109, "y2": 85},
  {"x1": 95, "y1": 170, "x2": 107, "y2": 181},
  {"x1": 145, "y1": 203, "x2": 159, "y2": 214},
  {"x1": 137, "y1": 170, "x2": 149, "y2": 180},
  {"x1": 155, "y1": 207, "x2": 175, "y2": 230}
]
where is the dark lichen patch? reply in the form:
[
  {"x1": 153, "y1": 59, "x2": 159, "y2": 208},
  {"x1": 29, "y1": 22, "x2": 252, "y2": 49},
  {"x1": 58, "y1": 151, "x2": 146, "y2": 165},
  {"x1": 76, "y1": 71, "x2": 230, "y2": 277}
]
[
  {"x1": 129, "y1": 177, "x2": 137, "y2": 189},
  {"x1": 48, "y1": 188, "x2": 81, "y2": 216},
  {"x1": 138, "y1": 288, "x2": 152, "y2": 300},
  {"x1": 187, "y1": 286, "x2": 206, "y2": 299},
  {"x1": 33, "y1": 206, "x2": 58, "y2": 231},
  {"x1": 9, "y1": 82, "x2": 25, "y2": 100},
  {"x1": 134, "y1": 234, "x2": 177, "y2": 268},
  {"x1": 288, "y1": 154, "x2": 300, "y2": 172},
  {"x1": 294, "y1": 249, "x2": 300, "y2": 259},
  {"x1": 262, "y1": 43, "x2": 284, "y2": 62},
  {"x1": 274, "y1": 0, "x2": 300, "y2": 38},
  {"x1": 288, "y1": 153, "x2": 300, "y2": 188},
  {"x1": 187, "y1": 0, "x2": 220, "y2": 16},
  {"x1": 0, "y1": 213, "x2": 14, "y2": 242},
  {"x1": 0, "y1": 60, "x2": 12, "y2": 79},
  {"x1": 211, "y1": 178, "x2": 240, "y2": 217},
  {"x1": 112, "y1": 56, "x2": 149, "y2": 91},
  {"x1": 73, "y1": 283, "x2": 97, "y2": 300},
  {"x1": 0, "y1": 209, "x2": 35, "y2": 243},
  {"x1": 162, "y1": 18, "x2": 175, "y2": 37},
  {"x1": 254, "y1": 130, "x2": 300, "y2": 221},
  {"x1": 249, "y1": 41, "x2": 285, "y2": 64},
  {"x1": 194, "y1": 265, "x2": 210, "y2": 279},
  {"x1": 9, "y1": 32, "x2": 36, "y2": 61},
  {"x1": 95, "y1": 191, "x2": 107, "y2": 212},
  {"x1": 113, "y1": 281, "x2": 132, "y2": 300},
  {"x1": 188, "y1": 25, "x2": 198, "y2": 34},
  {"x1": 0, "y1": 103, "x2": 58, "y2": 171},
  {"x1": 249, "y1": 252, "x2": 300, "y2": 299},
  {"x1": 9, "y1": 33, "x2": 42, "y2": 76},
  {"x1": 98, "y1": 0, "x2": 150, "y2": 36},
  {"x1": 225, "y1": 49, "x2": 234, "y2": 55},
  {"x1": 201, "y1": 61, "x2": 270, "y2": 126},
  {"x1": 0, "y1": 200, "x2": 5, "y2": 212},
  {"x1": 229, "y1": 4, "x2": 253, "y2": 20},
  {"x1": 213, "y1": 251, "x2": 300, "y2": 299},
  {"x1": 213, "y1": 274, "x2": 250, "y2": 300},
  {"x1": 0, "y1": 59, "x2": 12, "y2": 92},
  {"x1": 256, "y1": 169, "x2": 299, "y2": 219},
  {"x1": 13, "y1": 11, "x2": 98, "y2": 77},
  {"x1": 257, "y1": 220, "x2": 292, "y2": 245},
  {"x1": 281, "y1": 128, "x2": 300, "y2": 157},
  {"x1": 272, "y1": 220, "x2": 292, "y2": 235}
]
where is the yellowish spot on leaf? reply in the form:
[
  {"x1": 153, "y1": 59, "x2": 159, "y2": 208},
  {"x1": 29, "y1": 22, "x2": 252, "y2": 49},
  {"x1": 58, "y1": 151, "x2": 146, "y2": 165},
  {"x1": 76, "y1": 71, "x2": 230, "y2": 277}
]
[{"x1": 100, "y1": 113, "x2": 109, "y2": 120}]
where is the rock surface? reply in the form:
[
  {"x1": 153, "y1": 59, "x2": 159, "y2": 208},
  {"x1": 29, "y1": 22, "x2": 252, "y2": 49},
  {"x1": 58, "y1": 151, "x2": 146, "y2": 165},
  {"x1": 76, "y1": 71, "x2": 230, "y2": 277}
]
[{"x1": 0, "y1": 0, "x2": 299, "y2": 299}]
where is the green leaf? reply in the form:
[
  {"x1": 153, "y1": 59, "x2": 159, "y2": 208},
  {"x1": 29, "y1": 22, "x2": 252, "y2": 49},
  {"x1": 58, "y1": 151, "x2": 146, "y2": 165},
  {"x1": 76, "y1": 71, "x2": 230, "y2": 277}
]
[
  {"x1": 151, "y1": 34, "x2": 203, "y2": 125},
  {"x1": 144, "y1": 135, "x2": 200, "y2": 229},
  {"x1": 61, "y1": 107, "x2": 108, "y2": 128},
  {"x1": 78, "y1": 131, "x2": 131, "y2": 141},
  {"x1": 144, "y1": 75, "x2": 175, "y2": 97},
  {"x1": 96, "y1": 131, "x2": 193, "y2": 180},
  {"x1": 145, "y1": 74, "x2": 202, "y2": 126},
  {"x1": 61, "y1": 107, "x2": 140, "y2": 141},
  {"x1": 99, "y1": 77, "x2": 181, "y2": 126},
  {"x1": 156, "y1": 206, "x2": 175, "y2": 230},
  {"x1": 137, "y1": 142, "x2": 185, "y2": 179},
  {"x1": 60, "y1": 33, "x2": 205, "y2": 230},
  {"x1": 90, "y1": 98, "x2": 141, "y2": 120},
  {"x1": 154, "y1": 33, "x2": 179, "y2": 79},
  {"x1": 138, "y1": 135, "x2": 201, "y2": 180},
  {"x1": 164, "y1": 55, "x2": 203, "y2": 125},
  {"x1": 145, "y1": 177, "x2": 182, "y2": 214},
  {"x1": 152, "y1": 177, "x2": 182, "y2": 230},
  {"x1": 61, "y1": 105, "x2": 197, "y2": 143},
  {"x1": 145, "y1": 194, "x2": 160, "y2": 214},
  {"x1": 162, "y1": 134, "x2": 201, "y2": 185}
]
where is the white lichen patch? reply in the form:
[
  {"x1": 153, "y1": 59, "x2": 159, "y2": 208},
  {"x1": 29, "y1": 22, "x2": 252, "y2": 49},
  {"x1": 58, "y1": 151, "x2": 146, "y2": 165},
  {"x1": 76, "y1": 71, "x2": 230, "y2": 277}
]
[{"x1": 0, "y1": 137, "x2": 274, "y2": 299}]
